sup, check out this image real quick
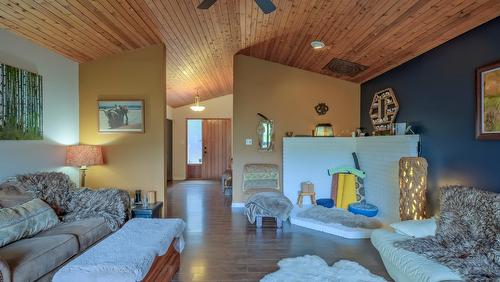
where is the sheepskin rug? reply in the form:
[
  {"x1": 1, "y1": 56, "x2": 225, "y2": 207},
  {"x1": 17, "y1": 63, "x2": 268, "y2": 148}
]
[
  {"x1": 260, "y1": 255, "x2": 386, "y2": 282},
  {"x1": 297, "y1": 206, "x2": 382, "y2": 229}
]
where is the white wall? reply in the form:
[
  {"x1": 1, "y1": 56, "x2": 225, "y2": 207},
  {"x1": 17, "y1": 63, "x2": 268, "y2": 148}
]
[
  {"x1": 0, "y1": 29, "x2": 79, "y2": 182},
  {"x1": 283, "y1": 135, "x2": 420, "y2": 223},
  {"x1": 172, "y1": 94, "x2": 233, "y2": 180}
]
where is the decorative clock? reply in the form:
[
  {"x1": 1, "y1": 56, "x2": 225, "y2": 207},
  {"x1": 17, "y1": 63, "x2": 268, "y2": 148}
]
[
  {"x1": 315, "y1": 103, "x2": 329, "y2": 115},
  {"x1": 369, "y1": 88, "x2": 399, "y2": 135}
]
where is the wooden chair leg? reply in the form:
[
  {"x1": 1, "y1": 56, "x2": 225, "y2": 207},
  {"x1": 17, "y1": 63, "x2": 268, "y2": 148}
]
[
  {"x1": 297, "y1": 195, "x2": 303, "y2": 207},
  {"x1": 256, "y1": 216, "x2": 263, "y2": 228},
  {"x1": 311, "y1": 194, "x2": 317, "y2": 205}
]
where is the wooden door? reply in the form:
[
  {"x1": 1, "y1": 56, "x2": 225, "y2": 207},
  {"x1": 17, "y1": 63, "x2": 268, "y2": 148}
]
[{"x1": 201, "y1": 119, "x2": 231, "y2": 179}]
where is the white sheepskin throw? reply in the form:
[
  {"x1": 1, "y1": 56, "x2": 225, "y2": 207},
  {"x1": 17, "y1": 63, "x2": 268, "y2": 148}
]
[
  {"x1": 261, "y1": 255, "x2": 386, "y2": 282},
  {"x1": 53, "y1": 218, "x2": 186, "y2": 282}
]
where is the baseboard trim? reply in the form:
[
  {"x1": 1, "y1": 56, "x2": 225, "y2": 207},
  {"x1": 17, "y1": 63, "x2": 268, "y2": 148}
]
[{"x1": 231, "y1": 202, "x2": 245, "y2": 208}]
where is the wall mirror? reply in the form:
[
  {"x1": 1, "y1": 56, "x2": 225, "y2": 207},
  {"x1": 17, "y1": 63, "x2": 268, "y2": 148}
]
[{"x1": 257, "y1": 113, "x2": 274, "y2": 151}]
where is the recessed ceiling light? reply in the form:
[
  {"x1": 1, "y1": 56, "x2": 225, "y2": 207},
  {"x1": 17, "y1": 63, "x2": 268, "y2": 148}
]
[{"x1": 311, "y1": 40, "x2": 326, "y2": 49}]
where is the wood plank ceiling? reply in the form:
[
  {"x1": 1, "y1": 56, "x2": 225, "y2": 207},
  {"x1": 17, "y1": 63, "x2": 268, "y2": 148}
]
[{"x1": 0, "y1": 1, "x2": 499, "y2": 107}]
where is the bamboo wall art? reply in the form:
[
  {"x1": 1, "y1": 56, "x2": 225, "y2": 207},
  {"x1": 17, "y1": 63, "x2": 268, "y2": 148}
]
[{"x1": 0, "y1": 63, "x2": 43, "y2": 140}]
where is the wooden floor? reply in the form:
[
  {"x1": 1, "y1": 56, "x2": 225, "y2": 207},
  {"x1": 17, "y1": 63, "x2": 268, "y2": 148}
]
[{"x1": 166, "y1": 180, "x2": 391, "y2": 281}]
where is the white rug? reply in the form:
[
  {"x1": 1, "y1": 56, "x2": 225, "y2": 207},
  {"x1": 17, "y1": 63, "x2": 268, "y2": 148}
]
[{"x1": 261, "y1": 255, "x2": 387, "y2": 282}]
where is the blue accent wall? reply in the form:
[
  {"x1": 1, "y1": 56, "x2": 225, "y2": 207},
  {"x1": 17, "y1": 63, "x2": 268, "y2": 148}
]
[{"x1": 361, "y1": 18, "x2": 500, "y2": 206}]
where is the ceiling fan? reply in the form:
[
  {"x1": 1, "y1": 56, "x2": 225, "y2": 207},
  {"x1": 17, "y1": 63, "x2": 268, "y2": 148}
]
[{"x1": 197, "y1": 0, "x2": 276, "y2": 14}]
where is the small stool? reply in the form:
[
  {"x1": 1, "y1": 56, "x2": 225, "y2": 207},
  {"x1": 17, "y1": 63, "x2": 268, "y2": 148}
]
[{"x1": 297, "y1": 192, "x2": 317, "y2": 207}]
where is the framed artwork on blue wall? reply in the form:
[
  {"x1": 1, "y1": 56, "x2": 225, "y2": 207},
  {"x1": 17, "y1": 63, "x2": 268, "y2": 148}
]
[{"x1": 476, "y1": 61, "x2": 500, "y2": 140}]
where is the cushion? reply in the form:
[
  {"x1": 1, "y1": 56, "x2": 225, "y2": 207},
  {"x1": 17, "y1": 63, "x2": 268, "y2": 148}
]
[
  {"x1": 0, "y1": 234, "x2": 78, "y2": 282},
  {"x1": 316, "y1": 198, "x2": 334, "y2": 208},
  {"x1": 390, "y1": 218, "x2": 436, "y2": 238},
  {"x1": 244, "y1": 188, "x2": 281, "y2": 201},
  {"x1": 394, "y1": 186, "x2": 500, "y2": 280},
  {"x1": 0, "y1": 198, "x2": 59, "y2": 247},
  {"x1": 243, "y1": 164, "x2": 279, "y2": 190},
  {"x1": 0, "y1": 181, "x2": 33, "y2": 208},
  {"x1": 12, "y1": 172, "x2": 76, "y2": 216},
  {"x1": 37, "y1": 217, "x2": 111, "y2": 251},
  {"x1": 348, "y1": 202, "x2": 378, "y2": 217},
  {"x1": 370, "y1": 229, "x2": 462, "y2": 282}
]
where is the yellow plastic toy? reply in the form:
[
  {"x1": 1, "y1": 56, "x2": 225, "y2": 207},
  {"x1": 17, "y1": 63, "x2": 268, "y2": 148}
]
[{"x1": 335, "y1": 173, "x2": 357, "y2": 209}]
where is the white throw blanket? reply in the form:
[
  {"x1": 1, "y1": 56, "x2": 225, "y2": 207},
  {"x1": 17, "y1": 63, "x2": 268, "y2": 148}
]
[{"x1": 53, "y1": 218, "x2": 186, "y2": 282}]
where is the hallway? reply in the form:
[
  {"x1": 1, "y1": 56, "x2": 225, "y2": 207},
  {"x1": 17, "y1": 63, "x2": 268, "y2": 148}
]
[{"x1": 167, "y1": 180, "x2": 390, "y2": 281}]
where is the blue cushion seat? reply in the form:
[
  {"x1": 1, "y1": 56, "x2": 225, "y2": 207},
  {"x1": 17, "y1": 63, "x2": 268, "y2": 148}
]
[
  {"x1": 316, "y1": 198, "x2": 334, "y2": 208},
  {"x1": 348, "y1": 202, "x2": 378, "y2": 217}
]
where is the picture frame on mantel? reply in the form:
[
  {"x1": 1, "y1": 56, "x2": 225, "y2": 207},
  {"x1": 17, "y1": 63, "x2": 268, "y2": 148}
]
[
  {"x1": 98, "y1": 99, "x2": 145, "y2": 133},
  {"x1": 476, "y1": 61, "x2": 500, "y2": 140}
]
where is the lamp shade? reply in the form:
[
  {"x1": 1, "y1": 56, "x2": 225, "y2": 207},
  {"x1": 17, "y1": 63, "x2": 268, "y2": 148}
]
[
  {"x1": 314, "y1": 123, "x2": 334, "y2": 137},
  {"x1": 66, "y1": 145, "x2": 103, "y2": 167},
  {"x1": 399, "y1": 157, "x2": 428, "y2": 220}
]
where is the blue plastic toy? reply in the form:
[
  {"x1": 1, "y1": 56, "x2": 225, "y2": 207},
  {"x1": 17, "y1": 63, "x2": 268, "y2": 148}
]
[
  {"x1": 348, "y1": 202, "x2": 379, "y2": 217},
  {"x1": 316, "y1": 198, "x2": 334, "y2": 208}
]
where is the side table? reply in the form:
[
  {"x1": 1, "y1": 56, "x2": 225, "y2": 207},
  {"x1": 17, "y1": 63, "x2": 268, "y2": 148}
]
[{"x1": 131, "y1": 202, "x2": 163, "y2": 218}]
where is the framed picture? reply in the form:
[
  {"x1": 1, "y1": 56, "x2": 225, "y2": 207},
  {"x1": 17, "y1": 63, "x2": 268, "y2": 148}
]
[
  {"x1": 98, "y1": 100, "x2": 144, "y2": 133},
  {"x1": 476, "y1": 61, "x2": 500, "y2": 140},
  {"x1": 0, "y1": 63, "x2": 43, "y2": 140}
]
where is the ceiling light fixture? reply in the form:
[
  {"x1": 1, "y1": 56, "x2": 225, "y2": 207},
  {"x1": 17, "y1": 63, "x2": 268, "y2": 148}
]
[
  {"x1": 190, "y1": 89, "x2": 205, "y2": 112},
  {"x1": 311, "y1": 40, "x2": 326, "y2": 49}
]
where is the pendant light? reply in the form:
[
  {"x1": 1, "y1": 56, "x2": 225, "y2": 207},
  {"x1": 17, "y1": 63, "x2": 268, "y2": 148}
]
[{"x1": 190, "y1": 89, "x2": 205, "y2": 112}]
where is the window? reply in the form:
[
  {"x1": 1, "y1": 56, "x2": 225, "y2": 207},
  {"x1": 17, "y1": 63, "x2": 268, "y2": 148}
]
[{"x1": 187, "y1": 119, "x2": 203, "y2": 164}]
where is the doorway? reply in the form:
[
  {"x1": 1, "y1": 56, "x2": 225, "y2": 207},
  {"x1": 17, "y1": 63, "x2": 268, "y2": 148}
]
[
  {"x1": 166, "y1": 119, "x2": 173, "y2": 181},
  {"x1": 186, "y1": 118, "x2": 231, "y2": 179}
]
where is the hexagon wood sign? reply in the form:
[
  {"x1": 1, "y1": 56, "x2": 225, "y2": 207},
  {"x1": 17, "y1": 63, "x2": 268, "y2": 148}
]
[{"x1": 369, "y1": 88, "x2": 399, "y2": 134}]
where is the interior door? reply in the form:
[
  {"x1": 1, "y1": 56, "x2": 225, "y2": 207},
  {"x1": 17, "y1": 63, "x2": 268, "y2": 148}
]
[
  {"x1": 166, "y1": 119, "x2": 173, "y2": 181},
  {"x1": 201, "y1": 119, "x2": 231, "y2": 179}
]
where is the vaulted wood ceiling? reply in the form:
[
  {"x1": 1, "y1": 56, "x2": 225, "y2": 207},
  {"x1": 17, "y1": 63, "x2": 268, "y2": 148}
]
[{"x1": 0, "y1": 1, "x2": 499, "y2": 107}]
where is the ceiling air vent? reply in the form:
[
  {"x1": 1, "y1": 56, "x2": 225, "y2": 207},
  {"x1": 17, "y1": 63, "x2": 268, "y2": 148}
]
[{"x1": 323, "y1": 58, "x2": 368, "y2": 77}]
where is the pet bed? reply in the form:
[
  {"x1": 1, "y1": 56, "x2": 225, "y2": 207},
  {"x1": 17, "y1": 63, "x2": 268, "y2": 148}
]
[{"x1": 291, "y1": 206, "x2": 382, "y2": 239}]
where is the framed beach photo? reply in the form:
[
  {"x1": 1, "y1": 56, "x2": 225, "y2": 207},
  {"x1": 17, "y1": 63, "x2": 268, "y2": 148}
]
[
  {"x1": 98, "y1": 100, "x2": 145, "y2": 133},
  {"x1": 476, "y1": 61, "x2": 500, "y2": 140}
]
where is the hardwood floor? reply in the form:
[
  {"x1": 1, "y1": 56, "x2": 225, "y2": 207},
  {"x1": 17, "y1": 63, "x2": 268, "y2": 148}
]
[{"x1": 166, "y1": 180, "x2": 391, "y2": 281}]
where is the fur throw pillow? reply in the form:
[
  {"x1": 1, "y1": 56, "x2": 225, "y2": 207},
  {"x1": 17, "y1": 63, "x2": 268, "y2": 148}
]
[
  {"x1": 437, "y1": 186, "x2": 499, "y2": 264},
  {"x1": 9, "y1": 172, "x2": 76, "y2": 215},
  {"x1": 3, "y1": 172, "x2": 130, "y2": 231}
]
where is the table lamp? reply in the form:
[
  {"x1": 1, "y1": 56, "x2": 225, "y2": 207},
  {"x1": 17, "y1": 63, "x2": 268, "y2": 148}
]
[
  {"x1": 66, "y1": 145, "x2": 103, "y2": 187},
  {"x1": 314, "y1": 123, "x2": 334, "y2": 137},
  {"x1": 399, "y1": 157, "x2": 428, "y2": 220}
]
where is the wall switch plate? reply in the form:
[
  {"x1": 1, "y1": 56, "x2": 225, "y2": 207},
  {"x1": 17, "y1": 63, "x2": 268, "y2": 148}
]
[{"x1": 245, "y1": 138, "x2": 253, "y2": 145}]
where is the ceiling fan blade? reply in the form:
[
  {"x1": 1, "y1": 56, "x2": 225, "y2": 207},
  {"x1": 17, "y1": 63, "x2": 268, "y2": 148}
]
[
  {"x1": 254, "y1": 0, "x2": 276, "y2": 14},
  {"x1": 197, "y1": 0, "x2": 218, "y2": 9}
]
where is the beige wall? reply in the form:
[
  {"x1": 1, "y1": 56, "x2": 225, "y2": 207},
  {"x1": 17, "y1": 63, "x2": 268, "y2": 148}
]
[
  {"x1": 233, "y1": 55, "x2": 360, "y2": 203},
  {"x1": 79, "y1": 44, "x2": 167, "y2": 211},
  {"x1": 166, "y1": 105, "x2": 174, "y2": 120},
  {"x1": 172, "y1": 94, "x2": 233, "y2": 180}
]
